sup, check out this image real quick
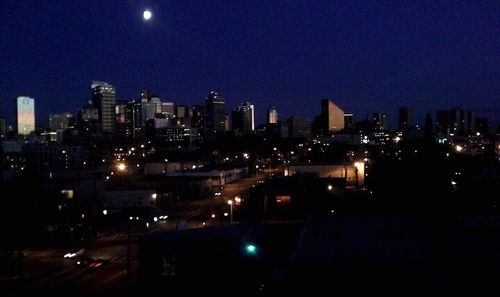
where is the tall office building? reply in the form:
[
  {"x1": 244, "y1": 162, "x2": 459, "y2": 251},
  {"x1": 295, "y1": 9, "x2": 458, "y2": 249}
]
[
  {"x1": 464, "y1": 110, "x2": 474, "y2": 136},
  {"x1": 140, "y1": 88, "x2": 150, "y2": 103},
  {"x1": 49, "y1": 112, "x2": 74, "y2": 133},
  {"x1": 398, "y1": 107, "x2": 412, "y2": 133},
  {"x1": 475, "y1": 117, "x2": 489, "y2": 135},
  {"x1": 191, "y1": 105, "x2": 205, "y2": 140},
  {"x1": 91, "y1": 81, "x2": 116, "y2": 134},
  {"x1": 115, "y1": 100, "x2": 128, "y2": 139},
  {"x1": 267, "y1": 106, "x2": 278, "y2": 124},
  {"x1": 436, "y1": 110, "x2": 449, "y2": 136},
  {"x1": 150, "y1": 96, "x2": 163, "y2": 115},
  {"x1": 77, "y1": 102, "x2": 99, "y2": 134},
  {"x1": 320, "y1": 99, "x2": 344, "y2": 133},
  {"x1": 175, "y1": 105, "x2": 189, "y2": 125},
  {"x1": 0, "y1": 116, "x2": 6, "y2": 139},
  {"x1": 161, "y1": 102, "x2": 175, "y2": 120},
  {"x1": 448, "y1": 107, "x2": 474, "y2": 136},
  {"x1": 175, "y1": 105, "x2": 188, "y2": 119},
  {"x1": 343, "y1": 113, "x2": 355, "y2": 133},
  {"x1": 373, "y1": 111, "x2": 387, "y2": 131},
  {"x1": 287, "y1": 116, "x2": 312, "y2": 139},
  {"x1": 17, "y1": 96, "x2": 35, "y2": 135},
  {"x1": 232, "y1": 102, "x2": 255, "y2": 135},
  {"x1": 205, "y1": 91, "x2": 226, "y2": 138},
  {"x1": 125, "y1": 100, "x2": 143, "y2": 142}
]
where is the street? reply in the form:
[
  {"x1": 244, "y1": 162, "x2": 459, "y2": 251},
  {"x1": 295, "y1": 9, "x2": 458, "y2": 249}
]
[{"x1": 1, "y1": 170, "x2": 275, "y2": 296}]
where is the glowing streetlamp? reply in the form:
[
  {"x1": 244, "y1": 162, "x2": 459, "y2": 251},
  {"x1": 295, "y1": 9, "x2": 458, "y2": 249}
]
[
  {"x1": 116, "y1": 163, "x2": 127, "y2": 172},
  {"x1": 227, "y1": 200, "x2": 233, "y2": 223}
]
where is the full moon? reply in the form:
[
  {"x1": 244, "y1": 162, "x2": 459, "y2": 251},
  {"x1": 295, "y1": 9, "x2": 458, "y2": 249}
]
[{"x1": 143, "y1": 10, "x2": 152, "y2": 20}]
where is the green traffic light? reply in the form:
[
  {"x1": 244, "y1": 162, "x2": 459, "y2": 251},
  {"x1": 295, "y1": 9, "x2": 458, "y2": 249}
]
[{"x1": 245, "y1": 244, "x2": 257, "y2": 254}]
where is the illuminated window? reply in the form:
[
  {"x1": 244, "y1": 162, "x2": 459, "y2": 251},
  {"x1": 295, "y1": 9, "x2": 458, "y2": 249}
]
[{"x1": 61, "y1": 189, "x2": 74, "y2": 199}]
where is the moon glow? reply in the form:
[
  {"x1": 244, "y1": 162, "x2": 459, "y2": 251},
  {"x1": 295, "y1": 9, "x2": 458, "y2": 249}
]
[{"x1": 143, "y1": 10, "x2": 152, "y2": 21}]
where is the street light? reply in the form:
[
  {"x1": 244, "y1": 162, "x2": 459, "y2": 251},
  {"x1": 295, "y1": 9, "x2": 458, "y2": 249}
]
[
  {"x1": 245, "y1": 244, "x2": 257, "y2": 255},
  {"x1": 116, "y1": 162, "x2": 127, "y2": 172},
  {"x1": 227, "y1": 200, "x2": 233, "y2": 223}
]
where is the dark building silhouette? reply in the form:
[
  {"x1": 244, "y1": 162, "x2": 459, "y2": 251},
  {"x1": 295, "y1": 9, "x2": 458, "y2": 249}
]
[
  {"x1": 77, "y1": 103, "x2": 99, "y2": 135},
  {"x1": 423, "y1": 113, "x2": 435, "y2": 144},
  {"x1": 437, "y1": 108, "x2": 474, "y2": 137},
  {"x1": 398, "y1": 107, "x2": 412, "y2": 133},
  {"x1": 140, "y1": 88, "x2": 150, "y2": 103},
  {"x1": 125, "y1": 100, "x2": 143, "y2": 143},
  {"x1": 475, "y1": 117, "x2": 489, "y2": 135},
  {"x1": 436, "y1": 110, "x2": 449, "y2": 136},
  {"x1": 191, "y1": 105, "x2": 205, "y2": 141},
  {"x1": 175, "y1": 105, "x2": 189, "y2": 126},
  {"x1": 354, "y1": 117, "x2": 373, "y2": 134},
  {"x1": 115, "y1": 100, "x2": 127, "y2": 139},
  {"x1": 343, "y1": 113, "x2": 355, "y2": 133},
  {"x1": 0, "y1": 116, "x2": 6, "y2": 139},
  {"x1": 372, "y1": 111, "x2": 387, "y2": 131},
  {"x1": 287, "y1": 116, "x2": 312, "y2": 139},
  {"x1": 204, "y1": 91, "x2": 226, "y2": 139},
  {"x1": 231, "y1": 102, "x2": 255, "y2": 135}
]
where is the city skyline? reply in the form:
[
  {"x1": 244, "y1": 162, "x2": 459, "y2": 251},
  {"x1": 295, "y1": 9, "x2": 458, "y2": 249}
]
[
  {"x1": 0, "y1": 1, "x2": 498, "y2": 127},
  {"x1": 1, "y1": 2, "x2": 499, "y2": 294},
  {"x1": 1, "y1": 84, "x2": 498, "y2": 131}
]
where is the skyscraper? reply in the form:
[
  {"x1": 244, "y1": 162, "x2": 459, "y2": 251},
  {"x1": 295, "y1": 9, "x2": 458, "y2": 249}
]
[
  {"x1": 125, "y1": 100, "x2": 143, "y2": 143},
  {"x1": 49, "y1": 113, "x2": 74, "y2": 133},
  {"x1": 91, "y1": 81, "x2": 116, "y2": 134},
  {"x1": 150, "y1": 96, "x2": 163, "y2": 115},
  {"x1": 175, "y1": 105, "x2": 189, "y2": 125},
  {"x1": 191, "y1": 105, "x2": 205, "y2": 140},
  {"x1": 320, "y1": 99, "x2": 344, "y2": 133},
  {"x1": 436, "y1": 110, "x2": 449, "y2": 136},
  {"x1": 115, "y1": 100, "x2": 128, "y2": 139},
  {"x1": 287, "y1": 116, "x2": 312, "y2": 139},
  {"x1": 161, "y1": 102, "x2": 175, "y2": 120},
  {"x1": 77, "y1": 102, "x2": 99, "y2": 134},
  {"x1": 0, "y1": 116, "x2": 6, "y2": 139},
  {"x1": 398, "y1": 107, "x2": 412, "y2": 133},
  {"x1": 205, "y1": 91, "x2": 226, "y2": 138},
  {"x1": 267, "y1": 106, "x2": 278, "y2": 124},
  {"x1": 17, "y1": 96, "x2": 35, "y2": 135},
  {"x1": 343, "y1": 113, "x2": 355, "y2": 133},
  {"x1": 475, "y1": 117, "x2": 489, "y2": 135},
  {"x1": 140, "y1": 88, "x2": 150, "y2": 103},
  {"x1": 373, "y1": 111, "x2": 387, "y2": 131},
  {"x1": 232, "y1": 102, "x2": 255, "y2": 135},
  {"x1": 448, "y1": 107, "x2": 474, "y2": 136}
]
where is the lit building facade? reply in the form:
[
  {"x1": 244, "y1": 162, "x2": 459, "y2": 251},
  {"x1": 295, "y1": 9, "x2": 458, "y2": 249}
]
[
  {"x1": 320, "y1": 99, "x2": 344, "y2": 133},
  {"x1": 91, "y1": 81, "x2": 116, "y2": 134},
  {"x1": 17, "y1": 96, "x2": 35, "y2": 135}
]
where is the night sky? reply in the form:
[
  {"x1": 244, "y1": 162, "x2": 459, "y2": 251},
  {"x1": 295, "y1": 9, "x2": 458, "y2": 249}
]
[{"x1": 1, "y1": 0, "x2": 498, "y2": 127}]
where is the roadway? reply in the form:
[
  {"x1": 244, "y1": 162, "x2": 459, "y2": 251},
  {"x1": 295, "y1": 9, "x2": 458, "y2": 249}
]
[{"x1": 3, "y1": 170, "x2": 276, "y2": 296}]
